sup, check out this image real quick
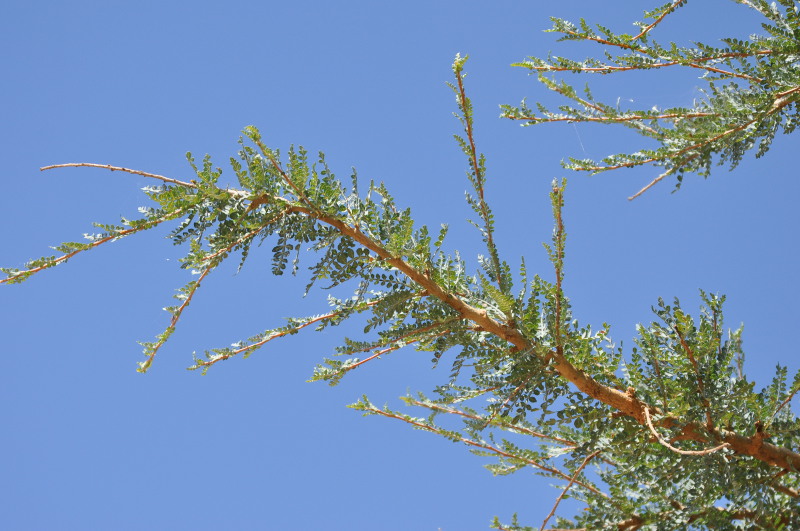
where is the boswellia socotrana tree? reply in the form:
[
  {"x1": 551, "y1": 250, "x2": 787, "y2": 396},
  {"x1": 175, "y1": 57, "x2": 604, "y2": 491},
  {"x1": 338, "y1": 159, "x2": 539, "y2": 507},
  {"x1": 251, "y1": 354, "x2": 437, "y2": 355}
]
[{"x1": 5, "y1": 1, "x2": 800, "y2": 528}]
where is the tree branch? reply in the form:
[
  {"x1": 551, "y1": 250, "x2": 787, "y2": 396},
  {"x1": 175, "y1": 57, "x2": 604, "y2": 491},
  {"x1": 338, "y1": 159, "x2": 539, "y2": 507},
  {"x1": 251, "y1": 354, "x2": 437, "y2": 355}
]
[
  {"x1": 36, "y1": 161, "x2": 800, "y2": 474},
  {"x1": 644, "y1": 407, "x2": 730, "y2": 456},
  {"x1": 363, "y1": 404, "x2": 605, "y2": 496},
  {"x1": 540, "y1": 450, "x2": 602, "y2": 531},
  {"x1": 632, "y1": 0, "x2": 685, "y2": 41},
  {"x1": 41, "y1": 163, "x2": 198, "y2": 189},
  {"x1": 1, "y1": 207, "x2": 185, "y2": 285}
]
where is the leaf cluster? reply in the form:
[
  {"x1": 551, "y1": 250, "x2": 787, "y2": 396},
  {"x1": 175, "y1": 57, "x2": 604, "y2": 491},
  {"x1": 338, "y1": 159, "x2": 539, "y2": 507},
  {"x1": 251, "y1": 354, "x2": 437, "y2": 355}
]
[
  {"x1": 502, "y1": 0, "x2": 800, "y2": 198},
  {"x1": 5, "y1": 4, "x2": 800, "y2": 528}
]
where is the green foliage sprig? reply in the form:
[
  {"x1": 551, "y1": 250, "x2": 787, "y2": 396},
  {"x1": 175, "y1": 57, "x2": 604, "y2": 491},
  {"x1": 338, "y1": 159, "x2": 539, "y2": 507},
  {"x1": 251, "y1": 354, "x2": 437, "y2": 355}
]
[
  {"x1": 5, "y1": 6, "x2": 800, "y2": 527},
  {"x1": 502, "y1": 0, "x2": 800, "y2": 199}
]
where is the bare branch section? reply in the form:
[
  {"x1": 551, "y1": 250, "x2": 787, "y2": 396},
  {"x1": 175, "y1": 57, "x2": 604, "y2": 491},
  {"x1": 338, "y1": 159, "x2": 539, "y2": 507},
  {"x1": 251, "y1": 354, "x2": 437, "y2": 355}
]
[{"x1": 41, "y1": 163, "x2": 198, "y2": 188}]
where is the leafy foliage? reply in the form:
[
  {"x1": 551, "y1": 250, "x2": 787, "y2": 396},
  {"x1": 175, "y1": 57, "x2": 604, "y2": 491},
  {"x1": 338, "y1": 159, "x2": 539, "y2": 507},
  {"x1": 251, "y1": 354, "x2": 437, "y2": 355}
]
[
  {"x1": 4, "y1": 2, "x2": 800, "y2": 528},
  {"x1": 502, "y1": 0, "x2": 800, "y2": 199}
]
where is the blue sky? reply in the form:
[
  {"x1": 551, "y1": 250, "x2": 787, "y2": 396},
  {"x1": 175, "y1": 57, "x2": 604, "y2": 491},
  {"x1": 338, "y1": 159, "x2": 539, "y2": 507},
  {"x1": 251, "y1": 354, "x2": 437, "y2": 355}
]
[{"x1": 2, "y1": 2, "x2": 798, "y2": 530}]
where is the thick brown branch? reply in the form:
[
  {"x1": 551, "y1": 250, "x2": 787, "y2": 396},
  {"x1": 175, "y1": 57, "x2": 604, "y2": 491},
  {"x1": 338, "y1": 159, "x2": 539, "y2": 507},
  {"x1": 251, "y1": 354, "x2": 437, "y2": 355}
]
[{"x1": 275, "y1": 202, "x2": 531, "y2": 347}]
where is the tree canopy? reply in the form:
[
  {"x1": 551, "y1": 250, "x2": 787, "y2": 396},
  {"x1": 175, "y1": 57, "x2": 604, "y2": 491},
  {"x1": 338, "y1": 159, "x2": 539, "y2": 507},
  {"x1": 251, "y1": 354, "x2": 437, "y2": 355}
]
[{"x1": 4, "y1": 1, "x2": 800, "y2": 528}]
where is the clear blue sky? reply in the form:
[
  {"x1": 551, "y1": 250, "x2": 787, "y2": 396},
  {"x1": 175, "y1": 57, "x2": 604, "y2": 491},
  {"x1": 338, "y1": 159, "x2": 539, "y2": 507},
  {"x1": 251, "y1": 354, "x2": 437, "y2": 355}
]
[{"x1": 2, "y1": 2, "x2": 798, "y2": 530}]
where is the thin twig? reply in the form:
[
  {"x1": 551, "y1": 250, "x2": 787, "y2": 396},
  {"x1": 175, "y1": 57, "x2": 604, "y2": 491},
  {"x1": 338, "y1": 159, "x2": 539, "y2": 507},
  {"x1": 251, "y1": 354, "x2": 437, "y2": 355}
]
[
  {"x1": 562, "y1": 29, "x2": 773, "y2": 62},
  {"x1": 551, "y1": 182, "x2": 566, "y2": 358},
  {"x1": 1, "y1": 207, "x2": 185, "y2": 285},
  {"x1": 200, "y1": 211, "x2": 289, "y2": 264},
  {"x1": 627, "y1": 166, "x2": 678, "y2": 200},
  {"x1": 195, "y1": 311, "x2": 343, "y2": 368},
  {"x1": 480, "y1": 376, "x2": 534, "y2": 430},
  {"x1": 673, "y1": 324, "x2": 715, "y2": 431},
  {"x1": 141, "y1": 263, "x2": 214, "y2": 371},
  {"x1": 41, "y1": 163, "x2": 197, "y2": 188},
  {"x1": 507, "y1": 111, "x2": 718, "y2": 125},
  {"x1": 340, "y1": 329, "x2": 452, "y2": 374},
  {"x1": 408, "y1": 399, "x2": 578, "y2": 446},
  {"x1": 628, "y1": 86, "x2": 800, "y2": 198},
  {"x1": 540, "y1": 450, "x2": 602, "y2": 531},
  {"x1": 196, "y1": 298, "x2": 389, "y2": 367},
  {"x1": 365, "y1": 405, "x2": 606, "y2": 496},
  {"x1": 627, "y1": 112, "x2": 761, "y2": 200},
  {"x1": 772, "y1": 386, "x2": 800, "y2": 420},
  {"x1": 530, "y1": 60, "x2": 764, "y2": 83},
  {"x1": 632, "y1": 0, "x2": 685, "y2": 41},
  {"x1": 644, "y1": 407, "x2": 730, "y2": 456},
  {"x1": 248, "y1": 137, "x2": 314, "y2": 208},
  {"x1": 455, "y1": 63, "x2": 507, "y2": 292}
]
